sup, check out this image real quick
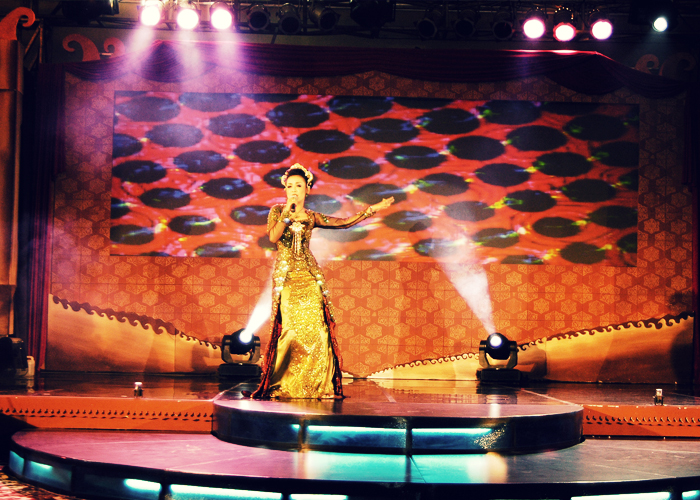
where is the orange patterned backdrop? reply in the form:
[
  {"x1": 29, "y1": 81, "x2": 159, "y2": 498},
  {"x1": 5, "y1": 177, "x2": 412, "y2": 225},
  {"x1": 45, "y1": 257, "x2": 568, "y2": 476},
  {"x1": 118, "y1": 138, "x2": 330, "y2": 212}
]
[{"x1": 47, "y1": 63, "x2": 693, "y2": 377}]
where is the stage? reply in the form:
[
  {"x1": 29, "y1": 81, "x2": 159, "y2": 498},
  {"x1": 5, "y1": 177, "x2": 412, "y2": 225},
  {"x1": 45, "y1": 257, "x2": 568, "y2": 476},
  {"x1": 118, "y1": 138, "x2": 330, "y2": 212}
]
[{"x1": 3, "y1": 374, "x2": 700, "y2": 500}]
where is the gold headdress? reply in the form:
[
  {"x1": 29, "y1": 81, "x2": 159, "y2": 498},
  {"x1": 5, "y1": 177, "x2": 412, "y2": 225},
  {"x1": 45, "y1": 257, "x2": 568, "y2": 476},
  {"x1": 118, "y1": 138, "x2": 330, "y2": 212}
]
[{"x1": 281, "y1": 163, "x2": 314, "y2": 188}]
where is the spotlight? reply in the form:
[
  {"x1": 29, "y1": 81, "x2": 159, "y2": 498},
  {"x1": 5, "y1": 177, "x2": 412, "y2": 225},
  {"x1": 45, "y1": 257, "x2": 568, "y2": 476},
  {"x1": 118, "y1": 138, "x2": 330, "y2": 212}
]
[
  {"x1": 553, "y1": 7, "x2": 575, "y2": 41},
  {"x1": 139, "y1": 0, "x2": 163, "y2": 26},
  {"x1": 310, "y1": 5, "x2": 339, "y2": 31},
  {"x1": 349, "y1": 0, "x2": 395, "y2": 34},
  {"x1": 60, "y1": 0, "x2": 119, "y2": 24},
  {"x1": 417, "y1": 7, "x2": 444, "y2": 39},
  {"x1": 491, "y1": 9, "x2": 514, "y2": 40},
  {"x1": 650, "y1": 2, "x2": 678, "y2": 32},
  {"x1": 628, "y1": 0, "x2": 678, "y2": 32},
  {"x1": 588, "y1": 11, "x2": 612, "y2": 40},
  {"x1": 478, "y1": 332, "x2": 520, "y2": 384},
  {"x1": 522, "y1": 9, "x2": 546, "y2": 39},
  {"x1": 454, "y1": 8, "x2": 478, "y2": 39},
  {"x1": 247, "y1": 2, "x2": 270, "y2": 31},
  {"x1": 219, "y1": 328, "x2": 262, "y2": 378},
  {"x1": 176, "y1": 1, "x2": 199, "y2": 30},
  {"x1": 276, "y1": 3, "x2": 301, "y2": 35},
  {"x1": 210, "y1": 2, "x2": 233, "y2": 30}
]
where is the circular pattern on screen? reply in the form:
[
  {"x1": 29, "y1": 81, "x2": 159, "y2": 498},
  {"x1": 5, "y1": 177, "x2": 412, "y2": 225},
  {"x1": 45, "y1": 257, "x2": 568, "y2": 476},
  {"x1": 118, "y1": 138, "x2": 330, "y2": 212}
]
[
  {"x1": 348, "y1": 183, "x2": 408, "y2": 205},
  {"x1": 617, "y1": 232, "x2": 637, "y2": 253},
  {"x1": 112, "y1": 93, "x2": 639, "y2": 263},
  {"x1": 306, "y1": 194, "x2": 342, "y2": 214},
  {"x1": 231, "y1": 205, "x2": 269, "y2": 225},
  {"x1": 235, "y1": 140, "x2": 291, "y2": 164},
  {"x1": 319, "y1": 156, "x2": 380, "y2": 179},
  {"x1": 386, "y1": 146, "x2": 445, "y2": 170},
  {"x1": 565, "y1": 114, "x2": 627, "y2": 142},
  {"x1": 113, "y1": 161, "x2": 166, "y2": 184},
  {"x1": 448, "y1": 136, "x2": 505, "y2": 161},
  {"x1": 562, "y1": 179, "x2": 616, "y2": 202},
  {"x1": 534, "y1": 152, "x2": 592, "y2": 177},
  {"x1": 418, "y1": 108, "x2": 479, "y2": 135},
  {"x1": 169, "y1": 215, "x2": 216, "y2": 235},
  {"x1": 111, "y1": 225, "x2": 154, "y2": 245},
  {"x1": 413, "y1": 238, "x2": 461, "y2": 258},
  {"x1": 113, "y1": 134, "x2": 143, "y2": 158},
  {"x1": 146, "y1": 124, "x2": 203, "y2": 148},
  {"x1": 116, "y1": 96, "x2": 180, "y2": 122},
  {"x1": 588, "y1": 206, "x2": 637, "y2": 229},
  {"x1": 267, "y1": 102, "x2": 329, "y2": 128},
  {"x1": 296, "y1": 129, "x2": 354, "y2": 154},
  {"x1": 195, "y1": 243, "x2": 241, "y2": 258},
  {"x1": 328, "y1": 96, "x2": 393, "y2": 118},
  {"x1": 316, "y1": 227, "x2": 368, "y2": 242},
  {"x1": 507, "y1": 126, "x2": 567, "y2": 151},
  {"x1": 591, "y1": 142, "x2": 639, "y2": 167},
  {"x1": 476, "y1": 163, "x2": 529, "y2": 187},
  {"x1": 478, "y1": 100, "x2": 541, "y2": 125},
  {"x1": 383, "y1": 210, "x2": 432, "y2": 232},
  {"x1": 619, "y1": 170, "x2": 638, "y2": 191},
  {"x1": 140, "y1": 188, "x2": 190, "y2": 209},
  {"x1": 560, "y1": 242, "x2": 605, "y2": 264},
  {"x1": 173, "y1": 151, "x2": 228, "y2": 174},
  {"x1": 532, "y1": 217, "x2": 581, "y2": 238},
  {"x1": 444, "y1": 201, "x2": 494, "y2": 222},
  {"x1": 347, "y1": 249, "x2": 396, "y2": 260},
  {"x1": 473, "y1": 228, "x2": 519, "y2": 248},
  {"x1": 208, "y1": 114, "x2": 265, "y2": 138},
  {"x1": 201, "y1": 178, "x2": 254, "y2": 200},
  {"x1": 416, "y1": 173, "x2": 468, "y2": 196},
  {"x1": 355, "y1": 118, "x2": 420, "y2": 143},
  {"x1": 180, "y1": 93, "x2": 241, "y2": 112},
  {"x1": 111, "y1": 198, "x2": 130, "y2": 219},
  {"x1": 505, "y1": 190, "x2": 556, "y2": 212}
]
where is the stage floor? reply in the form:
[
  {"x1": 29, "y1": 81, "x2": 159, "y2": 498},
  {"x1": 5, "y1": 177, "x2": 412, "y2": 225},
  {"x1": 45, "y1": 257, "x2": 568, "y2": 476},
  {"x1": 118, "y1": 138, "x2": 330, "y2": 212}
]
[
  {"x1": 4, "y1": 374, "x2": 700, "y2": 500},
  {"x1": 2, "y1": 372, "x2": 700, "y2": 406}
]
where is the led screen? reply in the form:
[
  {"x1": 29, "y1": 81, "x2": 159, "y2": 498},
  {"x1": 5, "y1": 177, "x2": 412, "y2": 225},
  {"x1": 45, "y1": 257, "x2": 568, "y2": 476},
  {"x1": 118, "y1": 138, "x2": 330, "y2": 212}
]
[{"x1": 111, "y1": 92, "x2": 638, "y2": 265}]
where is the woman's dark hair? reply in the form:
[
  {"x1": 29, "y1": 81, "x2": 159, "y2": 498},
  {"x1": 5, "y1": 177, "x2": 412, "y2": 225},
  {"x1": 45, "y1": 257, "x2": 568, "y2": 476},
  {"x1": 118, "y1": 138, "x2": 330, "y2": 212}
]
[{"x1": 284, "y1": 168, "x2": 314, "y2": 188}]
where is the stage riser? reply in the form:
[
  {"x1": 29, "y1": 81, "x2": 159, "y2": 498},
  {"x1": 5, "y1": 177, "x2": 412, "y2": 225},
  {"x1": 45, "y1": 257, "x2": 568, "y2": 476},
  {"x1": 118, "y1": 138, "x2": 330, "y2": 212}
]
[{"x1": 9, "y1": 430, "x2": 700, "y2": 500}]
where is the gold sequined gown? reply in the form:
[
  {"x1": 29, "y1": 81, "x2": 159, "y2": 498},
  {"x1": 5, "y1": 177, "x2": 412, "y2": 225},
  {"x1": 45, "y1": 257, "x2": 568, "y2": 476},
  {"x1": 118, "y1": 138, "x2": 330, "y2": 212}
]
[{"x1": 251, "y1": 204, "x2": 373, "y2": 399}]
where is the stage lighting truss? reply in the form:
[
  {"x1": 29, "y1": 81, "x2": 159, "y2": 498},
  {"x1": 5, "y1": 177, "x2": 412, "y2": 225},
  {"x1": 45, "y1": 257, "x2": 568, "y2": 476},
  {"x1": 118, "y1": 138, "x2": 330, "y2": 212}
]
[
  {"x1": 588, "y1": 10, "x2": 612, "y2": 40},
  {"x1": 210, "y1": 1, "x2": 234, "y2": 30},
  {"x1": 491, "y1": 9, "x2": 514, "y2": 40},
  {"x1": 553, "y1": 7, "x2": 576, "y2": 41},
  {"x1": 60, "y1": 0, "x2": 120, "y2": 24},
  {"x1": 310, "y1": 4, "x2": 339, "y2": 32},
  {"x1": 349, "y1": 0, "x2": 396, "y2": 34},
  {"x1": 454, "y1": 8, "x2": 479, "y2": 39},
  {"x1": 247, "y1": 2, "x2": 270, "y2": 30},
  {"x1": 417, "y1": 6, "x2": 444, "y2": 39},
  {"x1": 522, "y1": 8, "x2": 546, "y2": 39},
  {"x1": 139, "y1": 0, "x2": 165, "y2": 26},
  {"x1": 276, "y1": 3, "x2": 302, "y2": 34},
  {"x1": 176, "y1": 0, "x2": 200, "y2": 29}
]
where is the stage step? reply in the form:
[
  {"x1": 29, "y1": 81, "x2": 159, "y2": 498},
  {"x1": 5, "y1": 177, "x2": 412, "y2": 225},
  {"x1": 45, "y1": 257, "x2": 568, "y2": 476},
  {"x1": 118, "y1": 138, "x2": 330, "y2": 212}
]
[{"x1": 213, "y1": 390, "x2": 583, "y2": 454}]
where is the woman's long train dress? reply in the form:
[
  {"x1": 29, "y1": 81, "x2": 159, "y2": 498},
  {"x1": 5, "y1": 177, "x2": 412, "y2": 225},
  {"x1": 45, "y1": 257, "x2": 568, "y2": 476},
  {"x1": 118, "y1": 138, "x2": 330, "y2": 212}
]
[{"x1": 250, "y1": 205, "x2": 373, "y2": 399}]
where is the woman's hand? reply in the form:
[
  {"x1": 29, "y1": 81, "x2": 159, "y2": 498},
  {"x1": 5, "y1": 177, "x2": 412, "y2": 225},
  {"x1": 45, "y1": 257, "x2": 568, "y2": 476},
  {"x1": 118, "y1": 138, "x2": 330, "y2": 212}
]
[{"x1": 371, "y1": 197, "x2": 394, "y2": 213}]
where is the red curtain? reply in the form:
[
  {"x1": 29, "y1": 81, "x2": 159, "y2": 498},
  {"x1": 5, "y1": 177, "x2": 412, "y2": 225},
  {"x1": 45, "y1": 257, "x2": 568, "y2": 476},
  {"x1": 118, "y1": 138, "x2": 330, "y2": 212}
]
[{"x1": 28, "y1": 41, "x2": 698, "y2": 378}]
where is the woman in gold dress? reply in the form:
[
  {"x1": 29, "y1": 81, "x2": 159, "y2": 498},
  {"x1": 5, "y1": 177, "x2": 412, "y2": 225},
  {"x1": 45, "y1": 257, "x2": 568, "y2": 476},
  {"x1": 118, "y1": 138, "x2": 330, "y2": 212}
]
[{"x1": 250, "y1": 163, "x2": 394, "y2": 399}]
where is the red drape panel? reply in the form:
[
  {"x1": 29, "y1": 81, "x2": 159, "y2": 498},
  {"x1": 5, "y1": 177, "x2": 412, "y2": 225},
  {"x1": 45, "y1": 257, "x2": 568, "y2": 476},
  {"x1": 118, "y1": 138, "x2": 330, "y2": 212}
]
[{"x1": 29, "y1": 41, "x2": 697, "y2": 378}]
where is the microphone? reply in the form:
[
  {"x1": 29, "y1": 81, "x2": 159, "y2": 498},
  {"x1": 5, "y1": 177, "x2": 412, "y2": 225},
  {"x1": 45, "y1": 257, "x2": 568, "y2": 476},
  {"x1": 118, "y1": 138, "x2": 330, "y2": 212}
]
[{"x1": 290, "y1": 203, "x2": 296, "y2": 212}]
